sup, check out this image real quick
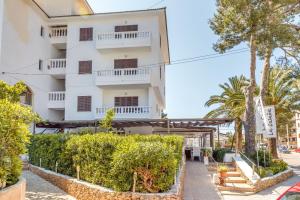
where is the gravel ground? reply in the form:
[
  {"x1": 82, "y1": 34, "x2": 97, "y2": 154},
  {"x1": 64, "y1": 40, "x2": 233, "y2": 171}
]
[{"x1": 22, "y1": 170, "x2": 76, "y2": 200}]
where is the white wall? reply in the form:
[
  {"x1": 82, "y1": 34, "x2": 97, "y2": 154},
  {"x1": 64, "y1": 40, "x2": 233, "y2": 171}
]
[
  {"x1": 0, "y1": 2, "x2": 167, "y2": 122},
  {"x1": 0, "y1": 0, "x2": 3, "y2": 63},
  {"x1": 0, "y1": 0, "x2": 64, "y2": 121},
  {"x1": 63, "y1": 13, "x2": 165, "y2": 120}
]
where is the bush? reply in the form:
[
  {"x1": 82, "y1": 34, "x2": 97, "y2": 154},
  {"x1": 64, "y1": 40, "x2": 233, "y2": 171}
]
[
  {"x1": 110, "y1": 141, "x2": 176, "y2": 192},
  {"x1": 249, "y1": 150, "x2": 272, "y2": 167},
  {"x1": 269, "y1": 159, "x2": 288, "y2": 175},
  {"x1": 213, "y1": 148, "x2": 233, "y2": 162},
  {"x1": 0, "y1": 99, "x2": 38, "y2": 187},
  {"x1": 28, "y1": 133, "x2": 183, "y2": 193},
  {"x1": 65, "y1": 134, "x2": 120, "y2": 186}
]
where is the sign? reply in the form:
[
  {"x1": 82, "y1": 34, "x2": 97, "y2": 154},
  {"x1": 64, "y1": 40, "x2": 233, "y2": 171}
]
[
  {"x1": 254, "y1": 97, "x2": 277, "y2": 138},
  {"x1": 263, "y1": 106, "x2": 277, "y2": 138}
]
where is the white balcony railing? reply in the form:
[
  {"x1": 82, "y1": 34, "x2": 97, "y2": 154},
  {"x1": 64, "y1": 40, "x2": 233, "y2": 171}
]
[
  {"x1": 96, "y1": 106, "x2": 151, "y2": 119},
  {"x1": 47, "y1": 59, "x2": 66, "y2": 78},
  {"x1": 95, "y1": 68, "x2": 151, "y2": 86},
  {"x1": 50, "y1": 27, "x2": 67, "y2": 46},
  {"x1": 50, "y1": 27, "x2": 67, "y2": 38},
  {"x1": 96, "y1": 31, "x2": 151, "y2": 50},
  {"x1": 48, "y1": 92, "x2": 65, "y2": 109}
]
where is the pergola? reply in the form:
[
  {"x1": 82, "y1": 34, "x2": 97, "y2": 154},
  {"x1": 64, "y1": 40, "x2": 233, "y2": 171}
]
[{"x1": 36, "y1": 118, "x2": 233, "y2": 148}]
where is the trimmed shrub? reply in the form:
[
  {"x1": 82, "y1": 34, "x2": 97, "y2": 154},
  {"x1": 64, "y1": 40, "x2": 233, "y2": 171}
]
[
  {"x1": 28, "y1": 134, "x2": 69, "y2": 172},
  {"x1": 110, "y1": 141, "x2": 176, "y2": 192},
  {"x1": 28, "y1": 133, "x2": 183, "y2": 193},
  {"x1": 65, "y1": 134, "x2": 120, "y2": 186},
  {"x1": 269, "y1": 159, "x2": 288, "y2": 175},
  {"x1": 213, "y1": 148, "x2": 233, "y2": 162}
]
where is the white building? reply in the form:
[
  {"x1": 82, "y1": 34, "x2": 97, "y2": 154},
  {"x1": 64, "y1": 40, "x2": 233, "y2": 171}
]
[
  {"x1": 295, "y1": 111, "x2": 300, "y2": 148},
  {"x1": 0, "y1": 0, "x2": 169, "y2": 123}
]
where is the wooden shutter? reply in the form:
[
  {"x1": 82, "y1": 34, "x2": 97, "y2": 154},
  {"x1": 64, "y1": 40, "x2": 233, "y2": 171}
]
[
  {"x1": 80, "y1": 28, "x2": 93, "y2": 41},
  {"x1": 79, "y1": 60, "x2": 92, "y2": 74},
  {"x1": 114, "y1": 59, "x2": 138, "y2": 69},
  {"x1": 114, "y1": 96, "x2": 138, "y2": 107},
  {"x1": 77, "y1": 96, "x2": 91, "y2": 112},
  {"x1": 115, "y1": 25, "x2": 138, "y2": 32}
]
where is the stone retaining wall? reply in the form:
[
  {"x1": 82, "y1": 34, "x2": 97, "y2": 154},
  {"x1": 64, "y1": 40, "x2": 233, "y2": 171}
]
[
  {"x1": 254, "y1": 169, "x2": 294, "y2": 192},
  {"x1": 29, "y1": 162, "x2": 185, "y2": 200},
  {"x1": 0, "y1": 178, "x2": 26, "y2": 200}
]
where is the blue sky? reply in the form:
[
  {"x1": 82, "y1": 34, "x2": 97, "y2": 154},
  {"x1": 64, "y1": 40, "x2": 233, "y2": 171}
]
[{"x1": 87, "y1": 0, "x2": 264, "y2": 120}]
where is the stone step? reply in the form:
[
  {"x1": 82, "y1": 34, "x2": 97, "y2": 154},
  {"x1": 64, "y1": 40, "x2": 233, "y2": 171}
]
[
  {"x1": 220, "y1": 190, "x2": 255, "y2": 196},
  {"x1": 225, "y1": 177, "x2": 247, "y2": 184},
  {"x1": 218, "y1": 183, "x2": 255, "y2": 193},
  {"x1": 226, "y1": 172, "x2": 241, "y2": 177}
]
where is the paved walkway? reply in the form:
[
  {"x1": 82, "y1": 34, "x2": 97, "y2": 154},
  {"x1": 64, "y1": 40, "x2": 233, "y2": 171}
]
[
  {"x1": 184, "y1": 161, "x2": 222, "y2": 200},
  {"x1": 223, "y1": 152, "x2": 300, "y2": 200},
  {"x1": 22, "y1": 171, "x2": 75, "y2": 200}
]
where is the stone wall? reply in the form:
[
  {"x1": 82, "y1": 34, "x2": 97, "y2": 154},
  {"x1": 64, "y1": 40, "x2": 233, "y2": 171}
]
[
  {"x1": 254, "y1": 169, "x2": 294, "y2": 192},
  {"x1": 0, "y1": 178, "x2": 26, "y2": 200},
  {"x1": 29, "y1": 162, "x2": 185, "y2": 200}
]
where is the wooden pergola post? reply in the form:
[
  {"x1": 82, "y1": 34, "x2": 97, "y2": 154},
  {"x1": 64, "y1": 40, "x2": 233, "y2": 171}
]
[{"x1": 210, "y1": 131, "x2": 214, "y2": 150}]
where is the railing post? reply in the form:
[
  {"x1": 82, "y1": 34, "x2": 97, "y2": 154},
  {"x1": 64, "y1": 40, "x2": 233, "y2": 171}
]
[
  {"x1": 76, "y1": 165, "x2": 80, "y2": 181},
  {"x1": 39, "y1": 158, "x2": 42, "y2": 168},
  {"x1": 55, "y1": 161, "x2": 58, "y2": 173},
  {"x1": 132, "y1": 172, "x2": 137, "y2": 193}
]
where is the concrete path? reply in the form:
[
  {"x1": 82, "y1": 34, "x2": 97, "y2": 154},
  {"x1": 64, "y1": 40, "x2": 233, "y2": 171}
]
[
  {"x1": 22, "y1": 171, "x2": 75, "y2": 200},
  {"x1": 223, "y1": 152, "x2": 300, "y2": 200},
  {"x1": 184, "y1": 161, "x2": 222, "y2": 200}
]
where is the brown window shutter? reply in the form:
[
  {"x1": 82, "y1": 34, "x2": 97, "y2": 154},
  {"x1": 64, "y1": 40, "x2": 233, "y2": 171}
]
[
  {"x1": 115, "y1": 97, "x2": 121, "y2": 107},
  {"x1": 115, "y1": 25, "x2": 138, "y2": 32},
  {"x1": 80, "y1": 28, "x2": 93, "y2": 41},
  {"x1": 132, "y1": 96, "x2": 138, "y2": 106},
  {"x1": 79, "y1": 60, "x2": 92, "y2": 74},
  {"x1": 114, "y1": 59, "x2": 138, "y2": 69},
  {"x1": 77, "y1": 96, "x2": 92, "y2": 112},
  {"x1": 114, "y1": 96, "x2": 138, "y2": 107}
]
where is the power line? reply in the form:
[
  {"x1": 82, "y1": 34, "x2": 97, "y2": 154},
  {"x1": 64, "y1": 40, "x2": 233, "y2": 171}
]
[
  {"x1": 1, "y1": 48, "x2": 249, "y2": 76},
  {"x1": 148, "y1": 0, "x2": 166, "y2": 9}
]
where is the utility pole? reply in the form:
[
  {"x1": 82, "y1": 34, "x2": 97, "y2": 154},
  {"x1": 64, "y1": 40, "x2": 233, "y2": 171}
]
[{"x1": 286, "y1": 124, "x2": 289, "y2": 149}]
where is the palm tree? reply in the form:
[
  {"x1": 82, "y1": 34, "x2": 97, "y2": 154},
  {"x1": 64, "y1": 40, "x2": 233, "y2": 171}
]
[
  {"x1": 266, "y1": 67, "x2": 300, "y2": 153},
  {"x1": 205, "y1": 76, "x2": 249, "y2": 151}
]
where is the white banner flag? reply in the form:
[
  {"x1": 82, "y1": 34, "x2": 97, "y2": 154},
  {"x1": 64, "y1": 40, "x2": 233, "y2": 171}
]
[
  {"x1": 263, "y1": 106, "x2": 277, "y2": 138},
  {"x1": 254, "y1": 97, "x2": 277, "y2": 138}
]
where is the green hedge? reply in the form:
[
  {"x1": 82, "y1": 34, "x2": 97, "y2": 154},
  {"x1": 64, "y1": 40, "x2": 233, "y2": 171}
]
[
  {"x1": 212, "y1": 148, "x2": 233, "y2": 162},
  {"x1": 28, "y1": 133, "x2": 183, "y2": 193}
]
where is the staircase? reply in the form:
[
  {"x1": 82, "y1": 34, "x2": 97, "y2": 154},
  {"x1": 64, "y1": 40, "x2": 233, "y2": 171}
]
[{"x1": 217, "y1": 164, "x2": 256, "y2": 195}]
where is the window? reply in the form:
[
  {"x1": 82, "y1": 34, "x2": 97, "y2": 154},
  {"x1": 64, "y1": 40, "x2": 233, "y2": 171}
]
[
  {"x1": 114, "y1": 96, "x2": 138, "y2": 107},
  {"x1": 79, "y1": 27, "x2": 93, "y2": 41},
  {"x1": 38, "y1": 59, "x2": 43, "y2": 70},
  {"x1": 77, "y1": 96, "x2": 92, "y2": 112},
  {"x1": 40, "y1": 26, "x2": 45, "y2": 37},
  {"x1": 20, "y1": 86, "x2": 32, "y2": 106},
  {"x1": 115, "y1": 25, "x2": 138, "y2": 32},
  {"x1": 79, "y1": 60, "x2": 92, "y2": 74},
  {"x1": 114, "y1": 59, "x2": 138, "y2": 69}
]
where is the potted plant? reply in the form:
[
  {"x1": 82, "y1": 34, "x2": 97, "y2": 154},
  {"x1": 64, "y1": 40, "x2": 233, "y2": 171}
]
[{"x1": 218, "y1": 164, "x2": 228, "y2": 186}]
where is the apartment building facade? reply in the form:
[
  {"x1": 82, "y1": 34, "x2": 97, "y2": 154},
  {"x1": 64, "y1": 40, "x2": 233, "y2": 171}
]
[
  {"x1": 0, "y1": 0, "x2": 169, "y2": 123},
  {"x1": 280, "y1": 111, "x2": 300, "y2": 149}
]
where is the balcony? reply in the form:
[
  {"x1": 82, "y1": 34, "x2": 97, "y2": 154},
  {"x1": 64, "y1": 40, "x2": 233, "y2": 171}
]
[
  {"x1": 48, "y1": 92, "x2": 65, "y2": 110},
  {"x1": 95, "y1": 68, "x2": 151, "y2": 87},
  {"x1": 49, "y1": 27, "x2": 67, "y2": 49},
  {"x1": 96, "y1": 106, "x2": 151, "y2": 119},
  {"x1": 96, "y1": 31, "x2": 151, "y2": 51},
  {"x1": 47, "y1": 59, "x2": 66, "y2": 79}
]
